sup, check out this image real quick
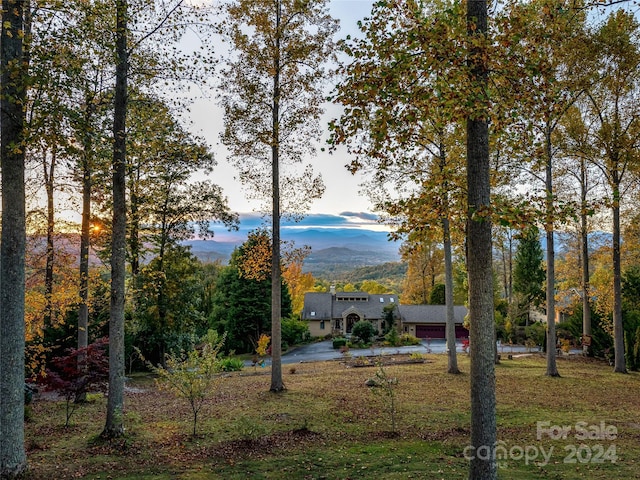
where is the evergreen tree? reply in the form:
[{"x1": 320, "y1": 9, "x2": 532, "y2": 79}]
[
  {"x1": 211, "y1": 249, "x2": 292, "y2": 355},
  {"x1": 512, "y1": 226, "x2": 545, "y2": 325}
]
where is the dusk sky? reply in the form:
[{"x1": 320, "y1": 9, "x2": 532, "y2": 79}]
[{"x1": 209, "y1": 211, "x2": 390, "y2": 241}]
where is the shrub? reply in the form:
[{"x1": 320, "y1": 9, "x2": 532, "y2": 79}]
[
  {"x1": 525, "y1": 322, "x2": 546, "y2": 348},
  {"x1": 37, "y1": 338, "x2": 109, "y2": 427},
  {"x1": 333, "y1": 337, "x2": 347, "y2": 349},
  {"x1": 219, "y1": 357, "x2": 245, "y2": 372},
  {"x1": 281, "y1": 317, "x2": 310, "y2": 346},
  {"x1": 366, "y1": 360, "x2": 399, "y2": 434},
  {"x1": 384, "y1": 328, "x2": 400, "y2": 346},
  {"x1": 145, "y1": 330, "x2": 225, "y2": 436},
  {"x1": 351, "y1": 321, "x2": 375, "y2": 344},
  {"x1": 398, "y1": 333, "x2": 421, "y2": 346}
]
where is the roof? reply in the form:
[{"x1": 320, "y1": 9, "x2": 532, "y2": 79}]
[
  {"x1": 398, "y1": 305, "x2": 468, "y2": 324},
  {"x1": 301, "y1": 292, "x2": 399, "y2": 321}
]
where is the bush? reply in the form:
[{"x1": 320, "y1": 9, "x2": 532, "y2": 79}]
[
  {"x1": 398, "y1": 333, "x2": 421, "y2": 346},
  {"x1": 145, "y1": 330, "x2": 225, "y2": 436},
  {"x1": 333, "y1": 337, "x2": 347, "y2": 349},
  {"x1": 525, "y1": 322, "x2": 546, "y2": 348},
  {"x1": 37, "y1": 338, "x2": 109, "y2": 427},
  {"x1": 384, "y1": 328, "x2": 400, "y2": 346},
  {"x1": 281, "y1": 317, "x2": 310, "y2": 346},
  {"x1": 219, "y1": 357, "x2": 245, "y2": 372},
  {"x1": 352, "y1": 321, "x2": 375, "y2": 344}
]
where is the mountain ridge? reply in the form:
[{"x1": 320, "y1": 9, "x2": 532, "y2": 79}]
[{"x1": 185, "y1": 227, "x2": 402, "y2": 277}]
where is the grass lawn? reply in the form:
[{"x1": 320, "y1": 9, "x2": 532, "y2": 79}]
[{"x1": 24, "y1": 353, "x2": 640, "y2": 479}]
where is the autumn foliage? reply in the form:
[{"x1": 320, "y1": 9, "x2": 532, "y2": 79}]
[{"x1": 37, "y1": 338, "x2": 109, "y2": 427}]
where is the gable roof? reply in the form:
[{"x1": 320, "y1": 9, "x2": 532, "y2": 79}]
[
  {"x1": 301, "y1": 292, "x2": 398, "y2": 321},
  {"x1": 398, "y1": 305, "x2": 467, "y2": 324}
]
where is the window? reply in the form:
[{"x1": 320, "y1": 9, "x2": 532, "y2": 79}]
[
  {"x1": 320, "y1": 320, "x2": 325, "y2": 330},
  {"x1": 380, "y1": 297, "x2": 384, "y2": 303},
  {"x1": 311, "y1": 311, "x2": 316, "y2": 317},
  {"x1": 390, "y1": 298, "x2": 395, "y2": 303}
]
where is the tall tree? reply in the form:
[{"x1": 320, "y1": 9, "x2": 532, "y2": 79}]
[
  {"x1": 558, "y1": 103, "x2": 603, "y2": 355},
  {"x1": 466, "y1": 0, "x2": 496, "y2": 477},
  {"x1": 1, "y1": 0, "x2": 28, "y2": 475},
  {"x1": 220, "y1": 0, "x2": 337, "y2": 392},
  {"x1": 583, "y1": 10, "x2": 640, "y2": 373},
  {"x1": 103, "y1": 0, "x2": 128, "y2": 438},
  {"x1": 102, "y1": 0, "x2": 206, "y2": 437},
  {"x1": 499, "y1": 0, "x2": 590, "y2": 377},
  {"x1": 329, "y1": 0, "x2": 467, "y2": 374}
]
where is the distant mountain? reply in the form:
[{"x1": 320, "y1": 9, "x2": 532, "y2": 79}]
[{"x1": 184, "y1": 227, "x2": 401, "y2": 277}]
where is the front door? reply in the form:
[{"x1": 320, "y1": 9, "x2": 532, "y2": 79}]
[{"x1": 346, "y1": 313, "x2": 360, "y2": 334}]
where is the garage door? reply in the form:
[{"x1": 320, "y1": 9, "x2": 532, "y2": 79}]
[
  {"x1": 415, "y1": 325, "x2": 469, "y2": 339},
  {"x1": 415, "y1": 325, "x2": 446, "y2": 339}
]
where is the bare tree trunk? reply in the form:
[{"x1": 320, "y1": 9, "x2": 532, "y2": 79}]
[
  {"x1": 544, "y1": 128, "x2": 559, "y2": 377},
  {"x1": 443, "y1": 217, "x2": 460, "y2": 374},
  {"x1": 44, "y1": 147, "x2": 56, "y2": 339},
  {"x1": 128, "y1": 165, "x2": 141, "y2": 277},
  {"x1": 76, "y1": 105, "x2": 92, "y2": 403},
  {"x1": 507, "y1": 230, "x2": 513, "y2": 304},
  {"x1": 78, "y1": 98, "x2": 94, "y2": 355},
  {"x1": 103, "y1": 0, "x2": 128, "y2": 437},
  {"x1": 579, "y1": 158, "x2": 591, "y2": 355},
  {"x1": 269, "y1": 0, "x2": 284, "y2": 393},
  {"x1": 612, "y1": 183, "x2": 626, "y2": 373},
  {"x1": 0, "y1": 0, "x2": 28, "y2": 475},
  {"x1": 466, "y1": 2, "x2": 496, "y2": 478}
]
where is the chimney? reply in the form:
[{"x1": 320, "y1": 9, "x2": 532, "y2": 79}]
[{"x1": 330, "y1": 285, "x2": 336, "y2": 295}]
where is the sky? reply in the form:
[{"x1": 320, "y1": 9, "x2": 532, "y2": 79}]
[{"x1": 184, "y1": 0, "x2": 379, "y2": 230}]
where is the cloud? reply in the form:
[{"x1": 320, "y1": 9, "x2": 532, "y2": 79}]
[
  {"x1": 339, "y1": 211, "x2": 379, "y2": 222},
  {"x1": 208, "y1": 212, "x2": 389, "y2": 241}
]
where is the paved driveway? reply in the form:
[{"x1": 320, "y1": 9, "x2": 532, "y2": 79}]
[{"x1": 248, "y1": 339, "x2": 564, "y2": 366}]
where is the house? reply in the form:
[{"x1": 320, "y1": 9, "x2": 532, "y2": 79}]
[
  {"x1": 301, "y1": 290, "x2": 468, "y2": 339},
  {"x1": 302, "y1": 290, "x2": 399, "y2": 337}
]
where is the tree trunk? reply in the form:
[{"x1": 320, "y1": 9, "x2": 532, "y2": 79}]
[
  {"x1": 270, "y1": 0, "x2": 284, "y2": 393},
  {"x1": 128, "y1": 165, "x2": 141, "y2": 277},
  {"x1": 0, "y1": 0, "x2": 28, "y2": 475},
  {"x1": 44, "y1": 147, "x2": 56, "y2": 341},
  {"x1": 156, "y1": 227, "x2": 168, "y2": 366},
  {"x1": 76, "y1": 107, "x2": 92, "y2": 403},
  {"x1": 612, "y1": 183, "x2": 626, "y2": 373},
  {"x1": 579, "y1": 158, "x2": 591, "y2": 356},
  {"x1": 78, "y1": 98, "x2": 94, "y2": 355},
  {"x1": 443, "y1": 217, "x2": 460, "y2": 374},
  {"x1": 103, "y1": 0, "x2": 128, "y2": 437},
  {"x1": 507, "y1": 230, "x2": 513, "y2": 304},
  {"x1": 466, "y1": 1, "x2": 496, "y2": 478},
  {"x1": 544, "y1": 128, "x2": 559, "y2": 377}
]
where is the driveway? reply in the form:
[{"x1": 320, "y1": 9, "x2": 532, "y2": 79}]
[
  {"x1": 247, "y1": 339, "x2": 565, "y2": 366},
  {"x1": 277, "y1": 339, "x2": 546, "y2": 364}
]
